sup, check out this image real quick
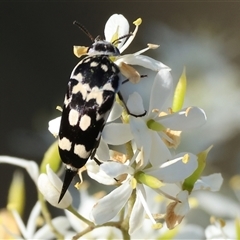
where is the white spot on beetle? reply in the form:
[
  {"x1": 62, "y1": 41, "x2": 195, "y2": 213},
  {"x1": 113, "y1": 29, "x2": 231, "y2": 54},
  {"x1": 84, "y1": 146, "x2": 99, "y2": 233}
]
[
  {"x1": 79, "y1": 114, "x2": 91, "y2": 131},
  {"x1": 74, "y1": 144, "x2": 91, "y2": 159},
  {"x1": 90, "y1": 61, "x2": 99, "y2": 67},
  {"x1": 74, "y1": 72, "x2": 83, "y2": 82},
  {"x1": 72, "y1": 82, "x2": 87, "y2": 100},
  {"x1": 59, "y1": 137, "x2": 72, "y2": 151},
  {"x1": 101, "y1": 64, "x2": 108, "y2": 72},
  {"x1": 86, "y1": 87, "x2": 104, "y2": 106},
  {"x1": 69, "y1": 109, "x2": 79, "y2": 126},
  {"x1": 66, "y1": 164, "x2": 78, "y2": 172}
]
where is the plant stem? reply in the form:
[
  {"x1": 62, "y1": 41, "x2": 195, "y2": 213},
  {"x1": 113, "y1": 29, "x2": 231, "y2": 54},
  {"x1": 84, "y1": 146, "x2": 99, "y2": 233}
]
[
  {"x1": 67, "y1": 205, "x2": 94, "y2": 227},
  {"x1": 72, "y1": 226, "x2": 93, "y2": 240},
  {"x1": 38, "y1": 191, "x2": 63, "y2": 239},
  {"x1": 121, "y1": 229, "x2": 131, "y2": 240},
  {"x1": 121, "y1": 189, "x2": 136, "y2": 237}
]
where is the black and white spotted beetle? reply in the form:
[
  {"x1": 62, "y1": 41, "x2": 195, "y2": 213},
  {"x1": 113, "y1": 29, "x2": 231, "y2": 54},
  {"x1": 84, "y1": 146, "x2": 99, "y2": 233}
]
[{"x1": 57, "y1": 21, "x2": 127, "y2": 203}]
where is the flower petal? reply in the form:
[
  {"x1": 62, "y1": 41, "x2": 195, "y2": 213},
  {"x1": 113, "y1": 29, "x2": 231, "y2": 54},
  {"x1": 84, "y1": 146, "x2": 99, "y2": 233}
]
[
  {"x1": 100, "y1": 161, "x2": 134, "y2": 177},
  {"x1": 48, "y1": 116, "x2": 61, "y2": 137},
  {"x1": 129, "y1": 116, "x2": 151, "y2": 162},
  {"x1": 117, "y1": 54, "x2": 169, "y2": 71},
  {"x1": 107, "y1": 101, "x2": 122, "y2": 122},
  {"x1": 102, "y1": 123, "x2": 133, "y2": 145},
  {"x1": 26, "y1": 202, "x2": 41, "y2": 237},
  {"x1": 158, "y1": 107, "x2": 207, "y2": 130},
  {"x1": 11, "y1": 209, "x2": 28, "y2": 238},
  {"x1": 194, "y1": 173, "x2": 223, "y2": 192},
  {"x1": 149, "y1": 69, "x2": 173, "y2": 113},
  {"x1": 133, "y1": 44, "x2": 159, "y2": 56},
  {"x1": 34, "y1": 216, "x2": 70, "y2": 239},
  {"x1": 118, "y1": 18, "x2": 141, "y2": 53},
  {"x1": 127, "y1": 92, "x2": 145, "y2": 116},
  {"x1": 92, "y1": 181, "x2": 132, "y2": 224},
  {"x1": 146, "y1": 153, "x2": 198, "y2": 183},
  {"x1": 86, "y1": 160, "x2": 117, "y2": 185},
  {"x1": 95, "y1": 139, "x2": 110, "y2": 162},
  {"x1": 165, "y1": 190, "x2": 190, "y2": 229},
  {"x1": 129, "y1": 185, "x2": 146, "y2": 234},
  {"x1": 37, "y1": 165, "x2": 72, "y2": 208},
  {"x1": 0, "y1": 156, "x2": 39, "y2": 185},
  {"x1": 104, "y1": 14, "x2": 129, "y2": 49},
  {"x1": 205, "y1": 224, "x2": 223, "y2": 239},
  {"x1": 149, "y1": 131, "x2": 171, "y2": 167}
]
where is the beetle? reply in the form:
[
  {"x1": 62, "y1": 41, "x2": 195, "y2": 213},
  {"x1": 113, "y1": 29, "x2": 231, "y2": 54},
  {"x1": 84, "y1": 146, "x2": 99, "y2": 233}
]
[{"x1": 58, "y1": 22, "x2": 124, "y2": 203}]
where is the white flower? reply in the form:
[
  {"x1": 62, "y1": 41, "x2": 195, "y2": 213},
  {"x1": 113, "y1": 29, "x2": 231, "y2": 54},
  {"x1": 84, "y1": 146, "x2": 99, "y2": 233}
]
[
  {"x1": 73, "y1": 14, "x2": 170, "y2": 84},
  {"x1": 0, "y1": 156, "x2": 39, "y2": 185},
  {"x1": 91, "y1": 150, "x2": 154, "y2": 234},
  {"x1": 165, "y1": 190, "x2": 190, "y2": 229},
  {"x1": 91, "y1": 149, "x2": 198, "y2": 234},
  {"x1": 164, "y1": 173, "x2": 223, "y2": 229},
  {"x1": 11, "y1": 202, "x2": 70, "y2": 239},
  {"x1": 205, "y1": 218, "x2": 237, "y2": 240},
  {"x1": 104, "y1": 14, "x2": 131, "y2": 52},
  {"x1": 64, "y1": 184, "x2": 123, "y2": 239},
  {"x1": 38, "y1": 164, "x2": 72, "y2": 209},
  {"x1": 126, "y1": 69, "x2": 207, "y2": 164},
  {"x1": 104, "y1": 14, "x2": 169, "y2": 84},
  {"x1": 0, "y1": 155, "x2": 72, "y2": 209}
]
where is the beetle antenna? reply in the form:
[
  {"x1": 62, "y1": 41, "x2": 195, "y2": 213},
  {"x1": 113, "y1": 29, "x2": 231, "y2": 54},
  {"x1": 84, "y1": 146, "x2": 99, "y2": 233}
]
[
  {"x1": 112, "y1": 33, "x2": 133, "y2": 45},
  {"x1": 73, "y1": 21, "x2": 95, "y2": 42}
]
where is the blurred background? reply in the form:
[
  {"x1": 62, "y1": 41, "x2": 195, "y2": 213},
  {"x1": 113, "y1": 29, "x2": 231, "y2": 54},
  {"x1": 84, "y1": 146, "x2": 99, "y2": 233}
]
[{"x1": 1, "y1": 1, "x2": 240, "y2": 226}]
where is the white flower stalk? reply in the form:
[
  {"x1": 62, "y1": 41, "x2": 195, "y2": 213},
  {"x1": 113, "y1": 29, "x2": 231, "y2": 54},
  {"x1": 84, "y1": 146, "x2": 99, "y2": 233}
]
[{"x1": 38, "y1": 164, "x2": 72, "y2": 209}]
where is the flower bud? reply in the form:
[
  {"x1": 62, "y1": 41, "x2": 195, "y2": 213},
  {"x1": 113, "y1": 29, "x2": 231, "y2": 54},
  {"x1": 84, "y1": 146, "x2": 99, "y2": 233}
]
[{"x1": 38, "y1": 164, "x2": 72, "y2": 209}]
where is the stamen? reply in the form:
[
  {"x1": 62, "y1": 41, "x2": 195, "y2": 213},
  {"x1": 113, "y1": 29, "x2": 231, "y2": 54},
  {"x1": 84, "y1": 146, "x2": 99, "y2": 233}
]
[{"x1": 119, "y1": 18, "x2": 142, "y2": 53}]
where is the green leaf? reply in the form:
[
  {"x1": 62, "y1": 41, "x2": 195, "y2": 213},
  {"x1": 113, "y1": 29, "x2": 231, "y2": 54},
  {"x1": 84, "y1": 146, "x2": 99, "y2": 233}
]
[
  {"x1": 40, "y1": 141, "x2": 61, "y2": 174},
  {"x1": 236, "y1": 218, "x2": 240, "y2": 240},
  {"x1": 182, "y1": 145, "x2": 213, "y2": 193},
  {"x1": 7, "y1": 171, "x2": 25, "y2": 216},
  {"x1": 172, "y1": 67, "x2": 187, "y2": 112}
]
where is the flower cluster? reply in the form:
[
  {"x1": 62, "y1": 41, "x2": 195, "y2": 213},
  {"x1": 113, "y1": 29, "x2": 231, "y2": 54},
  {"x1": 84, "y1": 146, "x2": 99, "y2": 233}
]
[{"x1": 0, "y1": 14, "x2": 225, "y2": 239}]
